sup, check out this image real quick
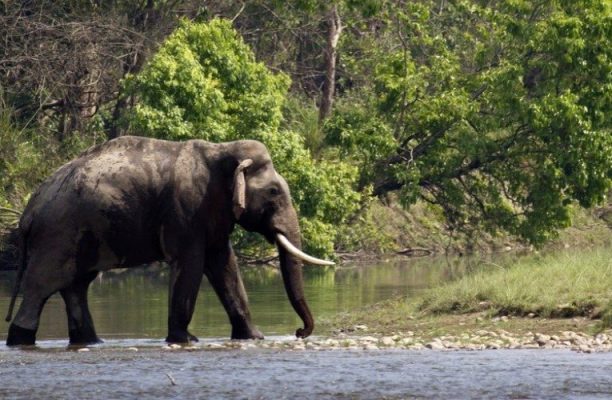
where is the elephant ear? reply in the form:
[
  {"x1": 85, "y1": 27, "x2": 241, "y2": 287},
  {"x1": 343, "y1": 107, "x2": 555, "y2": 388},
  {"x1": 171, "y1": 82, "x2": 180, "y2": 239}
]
[{"x1": 233, "y1": 159, "x2": 253, "y2": 220}]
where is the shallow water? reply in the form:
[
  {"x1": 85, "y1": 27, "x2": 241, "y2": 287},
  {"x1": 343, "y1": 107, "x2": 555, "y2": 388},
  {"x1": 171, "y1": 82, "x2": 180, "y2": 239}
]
[
  {"x1": 2, "y1": 256, "x2": 611, "y2": 399},
  {"x1": 0, "y1": 341, "x2": 611, "y2": 399},
  {"x1": 0, "y1": 257, "x2": 471, "y2": 341}
]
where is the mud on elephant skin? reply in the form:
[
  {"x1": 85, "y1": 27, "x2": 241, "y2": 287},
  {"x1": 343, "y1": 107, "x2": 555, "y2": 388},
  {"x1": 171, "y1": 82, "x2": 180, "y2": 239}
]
[{"x1": 3, "y1": 136, "x2": 333, "y2": 346}]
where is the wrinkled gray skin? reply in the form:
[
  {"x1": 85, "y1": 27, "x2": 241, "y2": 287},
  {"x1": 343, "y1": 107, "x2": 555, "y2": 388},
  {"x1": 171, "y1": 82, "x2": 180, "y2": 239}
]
[{"x1": 6, "y1": 136, "x2": 314, "y2": 346}]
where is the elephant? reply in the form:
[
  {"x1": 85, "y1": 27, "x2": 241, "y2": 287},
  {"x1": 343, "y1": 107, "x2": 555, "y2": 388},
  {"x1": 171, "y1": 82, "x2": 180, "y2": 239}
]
[{"x1": 4, "y1": 136, "x2": 333, "y2": 346}]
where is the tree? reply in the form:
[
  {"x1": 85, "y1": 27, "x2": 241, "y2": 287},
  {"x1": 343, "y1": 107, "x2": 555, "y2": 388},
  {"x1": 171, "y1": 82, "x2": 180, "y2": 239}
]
[
  {"x1": 230, "y1": 1, "x2": 358, "y2": 125},
  {"x1": 319, "y1": 5, "x2": 343, "y2": 123},
  {"x1": 326, "y1": 0, "x2": 612, "y2": 245},
  {"x1": 0, "y1": 0, "x2": 204, "y2": 141}
]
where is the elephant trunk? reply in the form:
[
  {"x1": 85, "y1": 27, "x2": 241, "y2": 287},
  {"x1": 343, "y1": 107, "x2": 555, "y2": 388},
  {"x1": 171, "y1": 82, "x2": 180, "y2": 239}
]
[{"x1": 276, "y1": 227, "x2": 314, "y2": 338}]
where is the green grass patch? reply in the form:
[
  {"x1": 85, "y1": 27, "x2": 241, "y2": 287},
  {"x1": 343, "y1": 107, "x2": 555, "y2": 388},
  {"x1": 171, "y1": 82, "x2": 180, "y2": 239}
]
[
  {"x1": 417, "y1": 247, "x2": 612, "y2": 320},
  {"x1": 321, "y1": 247, "x2": 612, "y2": 337}
]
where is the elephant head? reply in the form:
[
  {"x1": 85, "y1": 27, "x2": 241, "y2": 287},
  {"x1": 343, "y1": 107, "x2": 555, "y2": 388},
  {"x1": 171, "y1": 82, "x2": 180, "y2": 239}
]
[{"x1": 227, "y1": 140, "x2": 333, "y2": 338}]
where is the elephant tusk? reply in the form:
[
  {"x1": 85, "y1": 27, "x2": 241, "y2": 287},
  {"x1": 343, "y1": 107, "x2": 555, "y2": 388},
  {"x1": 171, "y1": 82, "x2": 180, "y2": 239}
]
[{"x1": 275, "y1": 233, "x2": 335, "y2": 266}]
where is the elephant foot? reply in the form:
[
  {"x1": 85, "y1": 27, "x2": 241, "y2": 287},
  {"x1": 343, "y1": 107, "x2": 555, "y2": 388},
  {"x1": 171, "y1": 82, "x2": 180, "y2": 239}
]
[
  {"x1": 68, "y1": 329, "x2": 103, "y2": 346},
  {"x1": 6, "y1": 323, "x2": 37, "y2": 346},
  {"x1": 166, "y1": 330, "x2": 199, "y2": 344},
  {"x1": 231, "y1": 326, "x2": 264, "y2": 340}
]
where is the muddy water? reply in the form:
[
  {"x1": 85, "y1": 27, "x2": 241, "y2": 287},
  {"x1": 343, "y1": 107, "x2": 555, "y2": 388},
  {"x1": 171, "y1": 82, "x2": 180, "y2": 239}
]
[{"x1": 1, "y1": 257, "x2": 611, "y2": 399}]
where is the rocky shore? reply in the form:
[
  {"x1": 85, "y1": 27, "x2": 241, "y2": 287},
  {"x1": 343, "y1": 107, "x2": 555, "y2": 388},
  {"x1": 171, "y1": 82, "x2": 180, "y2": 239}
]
[{"x1": 153, "y1": 328, "x2": 612, "y2": 354}]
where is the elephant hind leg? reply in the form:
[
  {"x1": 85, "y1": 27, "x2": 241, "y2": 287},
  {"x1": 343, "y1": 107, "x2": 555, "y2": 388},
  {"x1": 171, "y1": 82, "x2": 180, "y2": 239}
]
[
  {"x1": 6, "y1": 292, "x2": 51, "y2": 346},
  {"x1": 7, "y1": 253, "x2": 75, "y2": 346},
  {"x1": 60, "y1": 271, "x2": 102, "y2": 345},
  {"x1": 6, "y1": 283, "x2": 54, "y2": 346}
]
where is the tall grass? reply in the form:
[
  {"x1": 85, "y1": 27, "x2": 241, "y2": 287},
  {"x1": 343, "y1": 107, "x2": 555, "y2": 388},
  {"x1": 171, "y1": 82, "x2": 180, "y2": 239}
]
[{"x1": 417, "y1": 247, "x2": 612, "y2": 321}]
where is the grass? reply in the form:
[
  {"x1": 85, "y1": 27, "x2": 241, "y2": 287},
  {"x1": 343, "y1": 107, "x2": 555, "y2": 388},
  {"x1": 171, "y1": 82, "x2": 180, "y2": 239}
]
[
  {"x1": 322, "y1": 246, "x2": 612, "y2": 337},
  {"x1": 417, "y1": 247, "x2": 612, "y2": 320}
]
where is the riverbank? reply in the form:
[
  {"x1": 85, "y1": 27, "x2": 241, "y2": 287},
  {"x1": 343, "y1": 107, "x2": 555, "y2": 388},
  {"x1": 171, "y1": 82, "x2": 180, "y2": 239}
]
[
  {"x1": 318, "y1": 245, "x2": 612, "y2": 353},
  {"x1": 152, "y1": 324, "x2": 612, "y2": 353},
  {"x1": 314, "y1": 312, "x2": 612, "y2": 353},
  {"x1": 335, "y1": 198, "x2": 612, "y2": 258},
  {"x1": 155, "y1": 245, "x2": 612, "y2": 353}
]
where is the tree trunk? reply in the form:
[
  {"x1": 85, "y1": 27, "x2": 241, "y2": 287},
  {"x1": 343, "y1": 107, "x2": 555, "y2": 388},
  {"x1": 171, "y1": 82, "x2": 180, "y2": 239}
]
[{"x1": 318, "y1": 5, "x2": 342, "y2": 125}]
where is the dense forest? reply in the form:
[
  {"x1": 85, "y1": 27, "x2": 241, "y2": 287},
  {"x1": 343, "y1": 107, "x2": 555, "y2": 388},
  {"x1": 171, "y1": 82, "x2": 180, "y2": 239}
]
[{"x1": 0, "y1": 0, "x2": 610, "y2": 258}]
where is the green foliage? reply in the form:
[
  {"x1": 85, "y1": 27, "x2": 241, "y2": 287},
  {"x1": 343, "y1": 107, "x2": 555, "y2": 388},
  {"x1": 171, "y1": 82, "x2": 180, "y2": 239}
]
[
  {"x1": 324, "y1": 95, "x2": 396, "y2": 186},
  {"x1": 0, "y1": 109, "x2": 45, "y2": 213},
  {"x1": 0, "y1": 105, "x2": 96, "y2": 231},
  {"x1": 125, "y1": 18, "x2": 290, "y2": 140},
  {"x1": 334, "y1": 196, "x2": 398, "y2": 254},
  {"x1": 325, "y1": 0, "x2": 612, "y2": 246},
  {"x1": 1, "y1": 1, "x2": 610, "y2": 256},
  {"x1": 281, "y1": 96, "x2": 323, "y2": 154},
  {"x1": 124, "y1": 18, "x2": 361, "y2": 257}
]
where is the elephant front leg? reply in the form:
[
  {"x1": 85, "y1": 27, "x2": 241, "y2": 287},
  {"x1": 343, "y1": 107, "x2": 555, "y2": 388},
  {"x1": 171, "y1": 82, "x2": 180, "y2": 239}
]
[
  {"x1": 205, "y1": 244, "x2": 263, "y2": 340},
  {"x1": 166, "y1": 248, "x2": 204, "y2": 344}
]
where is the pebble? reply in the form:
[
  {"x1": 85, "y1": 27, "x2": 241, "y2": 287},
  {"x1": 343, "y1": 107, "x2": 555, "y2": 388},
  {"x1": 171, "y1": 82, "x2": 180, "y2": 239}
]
[
  {"x1": 425, "y1": 340, "x2": 445, "y2": 350},
  {"x1": 147, "y1": 327, "x2": 612, "y2": 353},
  {"x1": 535, "y1": 333, "x2": 551, "y2": 345},
  {"x1": 77, "y1": 348, "x2": 90, "y2": 353}
]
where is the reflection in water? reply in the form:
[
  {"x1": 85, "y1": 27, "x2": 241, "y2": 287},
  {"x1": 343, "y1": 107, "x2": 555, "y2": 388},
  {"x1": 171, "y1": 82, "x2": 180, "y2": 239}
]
[{"x1": 0, "y1": 256, "x2": 483, "y2": 341}]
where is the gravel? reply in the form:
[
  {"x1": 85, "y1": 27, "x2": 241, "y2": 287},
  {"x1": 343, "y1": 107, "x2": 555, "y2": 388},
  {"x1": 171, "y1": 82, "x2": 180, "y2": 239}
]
[{"x1": 154, "y1": 328, "x2": 612, "y2": 353}]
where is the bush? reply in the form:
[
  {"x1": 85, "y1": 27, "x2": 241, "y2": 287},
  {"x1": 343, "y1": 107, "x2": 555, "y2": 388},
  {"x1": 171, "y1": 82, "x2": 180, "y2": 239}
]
[
  {"x1": 0, "y1": 109, "x2": 47, "y2": 214},
  {"x1": 0, "y1": 100, "x2": 100, "y2": 231}
]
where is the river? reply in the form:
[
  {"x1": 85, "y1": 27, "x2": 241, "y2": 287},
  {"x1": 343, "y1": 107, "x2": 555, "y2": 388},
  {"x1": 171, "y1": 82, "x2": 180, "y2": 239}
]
[
  {"x1": 1, "y1": 344, "x2": 611, "y2": 399},
  {"x1": 1, "y1": 257, "x2": 611, "y2": 399},
  {"x1": 0, "y1": 256, "x2": 470, "y2": 340}
]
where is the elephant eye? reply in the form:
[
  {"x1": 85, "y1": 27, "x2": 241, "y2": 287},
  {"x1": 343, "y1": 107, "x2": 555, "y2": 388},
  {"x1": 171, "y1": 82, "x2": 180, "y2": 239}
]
[{"x1": 268, "y1": 187, "x2": 279, "y2": 196}]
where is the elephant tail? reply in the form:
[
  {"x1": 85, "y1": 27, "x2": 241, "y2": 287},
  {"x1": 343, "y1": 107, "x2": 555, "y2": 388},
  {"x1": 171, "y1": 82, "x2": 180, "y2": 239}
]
[
  {"x1": 0, "y1": 227, "x2": 20, "y2": 271},
  {"x1": 2, "y1": 228, "x2": 26, "y2": 322}
]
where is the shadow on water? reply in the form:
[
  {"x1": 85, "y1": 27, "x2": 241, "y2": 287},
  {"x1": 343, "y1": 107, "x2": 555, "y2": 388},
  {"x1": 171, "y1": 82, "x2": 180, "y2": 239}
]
[{"x1": 0, "y1": 255, "x2": 485, "y2": 341}]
